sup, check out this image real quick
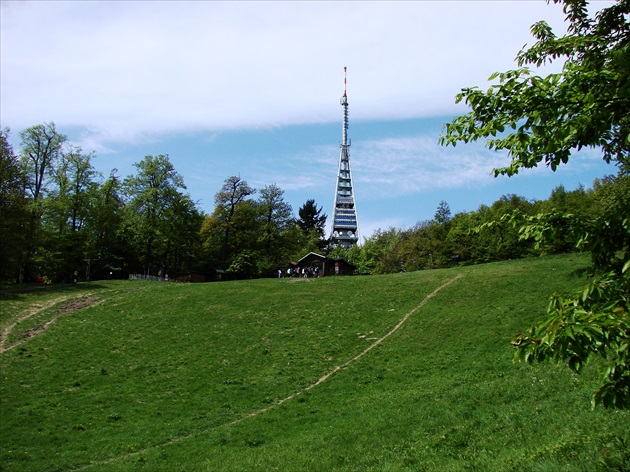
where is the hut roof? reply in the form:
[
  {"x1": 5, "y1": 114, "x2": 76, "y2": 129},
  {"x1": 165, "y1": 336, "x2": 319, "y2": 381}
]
[{"x1": 297, "y1": 252, "x2": 327, "y2": 264}]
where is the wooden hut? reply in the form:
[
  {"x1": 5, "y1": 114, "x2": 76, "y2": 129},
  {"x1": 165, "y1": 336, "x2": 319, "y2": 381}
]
[{"x1": 296, "y1": 252, "x2": 356, "y2": 277}]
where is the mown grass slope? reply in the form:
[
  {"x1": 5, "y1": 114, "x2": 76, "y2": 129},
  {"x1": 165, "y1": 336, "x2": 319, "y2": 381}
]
[{"x1": 1, "y1": 254, "x2": 628, "y2": 471}]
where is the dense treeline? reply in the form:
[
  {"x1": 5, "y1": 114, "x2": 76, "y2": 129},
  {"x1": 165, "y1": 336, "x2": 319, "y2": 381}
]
[
  {"x1": 0, "y1": 124, "x2": 329, "y2": 283},
  {"x1": 0, "y1": 122, "x2": 622, "y2": 284},
  {"x1": 339, "y1": 177, "x2": 622, "y2": 274}
]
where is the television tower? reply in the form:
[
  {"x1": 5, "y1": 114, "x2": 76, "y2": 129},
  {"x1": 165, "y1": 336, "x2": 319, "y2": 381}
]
[{"x1": 330, "y1": 67, "x2": 359, "y2": 249}]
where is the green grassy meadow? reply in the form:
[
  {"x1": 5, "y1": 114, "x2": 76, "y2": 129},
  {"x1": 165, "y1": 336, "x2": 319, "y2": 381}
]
[{"x1": 1, "y1": 254, "x2": 629, "y2": 471}]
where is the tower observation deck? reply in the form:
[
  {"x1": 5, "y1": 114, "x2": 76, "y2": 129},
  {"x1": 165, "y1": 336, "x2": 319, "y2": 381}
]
[{"x1": 330, "y1": 67, "x2": 359, "y2": 249}]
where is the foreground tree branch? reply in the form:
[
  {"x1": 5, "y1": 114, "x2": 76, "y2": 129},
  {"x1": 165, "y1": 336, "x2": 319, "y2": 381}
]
[{"x1": 440, "y1": 0, "x2": 630, "y2": 408}]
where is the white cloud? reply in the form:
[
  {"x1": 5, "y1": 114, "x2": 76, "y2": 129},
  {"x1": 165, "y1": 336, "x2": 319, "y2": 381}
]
[
  {"x1": 349, "y1": 135, "x2": 507, "y2": 198},
  {"x1": 1, "y1": 0, "x2": 579, "y2": 144}
]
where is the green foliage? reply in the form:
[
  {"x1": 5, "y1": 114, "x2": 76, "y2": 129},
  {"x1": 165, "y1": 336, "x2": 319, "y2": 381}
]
[
  {"x1": 201, "y1": 180, "x2": 596, "y2": 280},
  {"x1": 255, "y1": 184, "x2": 299, "y2": 274},
  {"x1": 513, "y1": 268, "x2": 629, "y2": 409},
  {"x1": 199, "y1": 178, "x2": 303, "y2": 278},
  {"x1": 38, "y1": 146, "x2": 98, "y2": 281},
  {"x1": 210, "y1": 175, "x2": 257, "y2": 269},
  {"x1": 474, "y1": 195, "x2": 537, "y2": 261},
  {"x1": 17, "y1": 122, "x2": 68, "y2": 282},
  {"x1": 350, "y1": 227, "x2": 401, "y2": 274},
  {"x1": 5, "y1": 123, "x2": 323, "y2": 283},
  {"x1": 392, "y1": 220, "x2": 443, "y2": 271},
  {"x1": 19, "y1": 122, "x2": 67, "y2": 201},
  {"x1": 87, "y1": 171, "x2": 127, "y2": 278},
  {"x1": 440, "y1": 0, "x2": 629, "y2": 408},
  {"x1": 227, "y1": 249, "x2": 260, "y2": 279},
  {"x1": 122, "y1": 154, "x2": 201, "y2": 277},
  {"x1": 358, "y1": 196, "x2": 539, "y2": 274},
  {"x1": 0, "y1": 129, "x2": 29, "y2": 282},
  {"x1": 4, "y1": 119, "x2": 614, "y2": 289},
  {"x1": 440, "y1": 0, "x2": 629, "y2": 175},
  {"x1": 507, "y1": 176, "x2": 629, "y2": 408},
  {"x1": 433, "y1": 200, "x2": 452, "y2": 226},
  {"x1": 297, "y1": 199, "x2": 327, "y2": 245}
]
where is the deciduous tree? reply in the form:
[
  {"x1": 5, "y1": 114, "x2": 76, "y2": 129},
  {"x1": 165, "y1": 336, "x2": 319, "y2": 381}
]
[
  {"x1": 19, "y1": 122, "x2": 67, "y2": 203},
  {"x1": 212, "y1": 175, "x2": 256, "y2": 270},
  {"x1": 86, "y1": 171, "x2": 126, "y2": 279},
  {"x1": 122, "y1": 154, "x2": 190, "y2": 275},
  {"x1": 441, "y1": 0, "x2": 629, "y2": 408},
  {"x1": 256, "y1": 184, "x2": 296, "y2": 273},
  {"x1": 18, "y1": 122, "x2": 67, "y2": 280},
  {"x1": 0, "y1": 129, "x2": 29, "y2": 282},
  {"x1": 42, "y1": 145, "x2": 98, "y2": 281}
]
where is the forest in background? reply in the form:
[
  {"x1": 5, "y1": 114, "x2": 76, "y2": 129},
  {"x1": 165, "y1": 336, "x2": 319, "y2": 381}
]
[{"x1": 1, "y1": 123, "x2": 621, "y2": 284}]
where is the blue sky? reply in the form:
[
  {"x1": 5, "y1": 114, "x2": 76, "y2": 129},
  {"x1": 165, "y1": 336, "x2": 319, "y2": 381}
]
[{"x1": 1, "y1": 1, "x2": 615, "y2": 240}]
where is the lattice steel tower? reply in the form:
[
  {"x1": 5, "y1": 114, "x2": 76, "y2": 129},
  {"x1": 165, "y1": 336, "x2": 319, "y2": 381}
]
[{"x1": 330, "y1": 67, "x2": 359, "y2": 249}]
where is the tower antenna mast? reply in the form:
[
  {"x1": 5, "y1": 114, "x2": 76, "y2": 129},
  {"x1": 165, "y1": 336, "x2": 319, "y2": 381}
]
[
  {"x1": 330, "y1": 67, "x2": 359, "y2": 249},
  {"x1": 341, "y1": 66, "x2": 349, "y2": 147}
]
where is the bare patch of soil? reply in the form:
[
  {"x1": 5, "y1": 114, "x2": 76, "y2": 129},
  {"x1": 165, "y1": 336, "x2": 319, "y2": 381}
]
[
  {"x1": 0, "y1": 294, "x2": 100, "y2": 353},
  {"x1": 57, "y1": 295, "x2": 100, "y2": 315}
]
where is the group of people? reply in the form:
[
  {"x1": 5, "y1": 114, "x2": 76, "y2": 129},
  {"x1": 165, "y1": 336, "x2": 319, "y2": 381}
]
[{"x1": 278, "y1": 266, "x2": 320, "y2": 278}]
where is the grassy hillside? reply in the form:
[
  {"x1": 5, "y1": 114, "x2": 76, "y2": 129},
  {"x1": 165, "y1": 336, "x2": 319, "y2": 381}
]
[{"x1": 1, "y1": 254, "x2": 628, "y2": 471}]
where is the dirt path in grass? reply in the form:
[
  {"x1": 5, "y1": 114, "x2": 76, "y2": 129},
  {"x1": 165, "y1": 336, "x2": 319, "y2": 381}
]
[
  {"x1": 0, "y1": 294, "x2": 100, "y2": 354},
  {"x1": 72, "y1": 274, "x2": 463, "y2": 471}
]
